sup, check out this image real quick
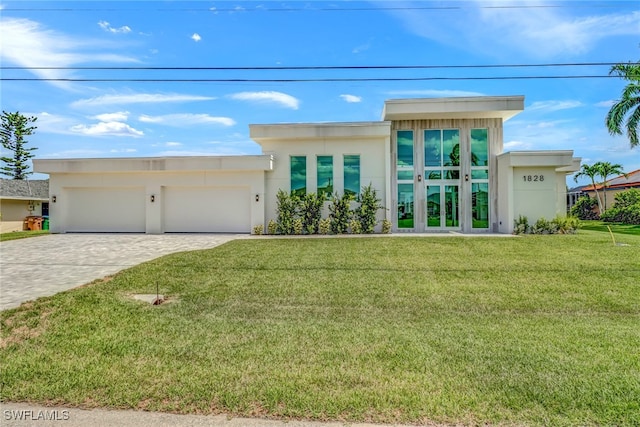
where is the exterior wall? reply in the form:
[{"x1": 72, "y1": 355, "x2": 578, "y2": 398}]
[
  {"x1": 390, "y1": 118, "x2": 503, "y2": 232},
  {"x1": 46, "y1": 170, "x2": 265, "y2": 233},
  {"x1": 0, "y1": 199, "x2": 44, "y2": 233},
  {"x1": 497, "y1": 151, "x2": 579, "y2": 233},
  {"x1": 254, "y1": 124, "x2": 391, "y2": 229}
]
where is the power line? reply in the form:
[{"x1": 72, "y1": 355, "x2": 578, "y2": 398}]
[
  {"x1": 0, "y1": 62, "x2": 624, "y2": 71},
  {"x1": 1, "y1": 75, "x2": 617, "y2": 83},
  {"x1": 2, "y1": 3, "x2": 624, "y2": 12}
]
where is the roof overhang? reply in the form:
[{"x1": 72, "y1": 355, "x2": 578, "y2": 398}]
[
  {"x1": 382, "y1": 96, "x2": 525, "y2": 121},
  {"x1": 33, "y1": 155, "x2": 274, "y2": 174},
  {"x1": 498, "y1": 151, "x2": 581, "y2": 173},
  {"x1": 250, "y1": 121, "x2": 391, "y2": 143}
]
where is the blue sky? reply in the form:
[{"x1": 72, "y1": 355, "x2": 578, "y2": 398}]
[{"x1": 1, "y1": 1, "x2": 638, "y2": 185}]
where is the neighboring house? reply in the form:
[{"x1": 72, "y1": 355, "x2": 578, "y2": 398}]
[
  {"x1": 567, "y1": 184, "x2": 590, "y2": 211},
  {"x1": 0, "y1": 178, "x2": 50, "y2": 233},
  {"x1": 33, "y1": 96, "x2": 581, "y2": 235},
  {"x1": 581, "y1": 169, "x2": 640, "y2": 212}
]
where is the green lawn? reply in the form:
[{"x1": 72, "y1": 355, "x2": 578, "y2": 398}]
[
  {"x1": 579, "y1": 220, "x2": 640, "y2": 236},
  {"x1": 1, "y1": 232, "x2": 639, "y2": 426},
  {"x1": 0, "y1": 230, "x2": 49, "y2": 242}
]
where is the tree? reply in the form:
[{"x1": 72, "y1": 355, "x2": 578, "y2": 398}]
[
  {"x1": 574, "y1": 163, "x2": 603, "y2": 213},
  {"x1": 606, "y1": 61, "x2": 640, "y2": 148},
  {"x1": 595, "y1": 161, "x2": 626, "y2": 212},
  {"x1": 1, "y1": 111, "x2": 38, "y2": 180}
]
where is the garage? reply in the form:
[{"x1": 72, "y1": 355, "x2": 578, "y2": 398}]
[
  {"x1": 64, "y1": 187, "x2": 146, "y2": 232},
  {"x1": 163, "y1": 186, "x2": 251, "y2": 233}
]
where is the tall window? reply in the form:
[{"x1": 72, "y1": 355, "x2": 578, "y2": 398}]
[
  {"x1": 317, "y1": 156, "x2": 333, "y2": 199},
  {"x1": 424, "y1": 129, "x2": 460, "y2": 180},
  {"x1": 397, "y1": 130, "x2": 414, "y2": 228},
  {"x1": 470, "y1": 128, "x2": 489, "y2": 228},
  {"x1": 343, "y1": 155, "x2": 360, "y2": 197},
  {"x1": 290, "y1": 156, "x2": 306, "y2": 197}
]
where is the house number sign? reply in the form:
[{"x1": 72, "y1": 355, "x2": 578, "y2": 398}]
[{"x1": 522, "y1": 174, "x2": 544, "y2": 182}]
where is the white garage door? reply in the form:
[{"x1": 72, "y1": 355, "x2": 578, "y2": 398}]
[
  {"x1": 163, "y1": 186, "x2": 251, "y2": 233},
  {"x1": 65, "y1": 187, "x2": 146, "y2": 232}
]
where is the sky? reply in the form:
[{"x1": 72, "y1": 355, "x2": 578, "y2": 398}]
[{"x1": 1, "y1": 0, "x2": 639, "y2": 186}]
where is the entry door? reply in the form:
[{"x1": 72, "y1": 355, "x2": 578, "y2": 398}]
[
  {"x1": 424, "y1": 129, "x2": 461, "y2": 230},
  {"x1": 426, "y1": 184, "x2": 460, "y2": 228}
]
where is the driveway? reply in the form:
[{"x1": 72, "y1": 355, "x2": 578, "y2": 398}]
[{"x1": 0, "y1": 233, "x2": 240, "y2": 311}]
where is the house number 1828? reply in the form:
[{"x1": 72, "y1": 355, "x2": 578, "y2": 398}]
[{"x1": 523, "y1": 175, "x2": 544, "y2": 182}]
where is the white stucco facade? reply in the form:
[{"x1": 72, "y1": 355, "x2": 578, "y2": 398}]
[{"x1": 33, "y1": 96, "x2": 581, "y2": 235}]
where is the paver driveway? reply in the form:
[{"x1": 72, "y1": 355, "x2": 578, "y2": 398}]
[{"x1": 0, "y1": 233, "x2": 239, "y2": 311}]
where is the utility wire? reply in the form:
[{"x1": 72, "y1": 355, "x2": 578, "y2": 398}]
[
  {"x1": 0, "y1": 62, "x2": 624, "y2": 71},
  {"x1": 2, "y1": 75, "x2": 617, "y2": 82}
]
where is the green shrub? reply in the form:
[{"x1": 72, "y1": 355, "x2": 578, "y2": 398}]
[
  {"x1": 276, "y1": 190, "x2": 299, "y2": 235},
  {"x1": 293, "y1": 218, "x2": 304, "y2": 235},
  {"x1": 300, "y1": 192, "x2": 324, "y2": 234},
  {"x1": 267, "y1": 219, "x2": 278, "y2": 235},
  {"x1": 329, "y1": 192, "x2": 353, "y2": 234},
  {"x1": 551, "y1": 215, "x2": 580, "y2": 234},
  {"x1": 381, "y1": 218, "x2": 392, "y2": 234},
  {"x1": 570, "y1": 196, "x2": 599, "y2": 220},
  {"x1": 349, "y1": 219, "x2": 362, "y2": 234},
  {"x1": 252, "y1": 224, "x2": 264, "y2": 235},
  {"x1": 513, "y1": 215, "x2": 530, "y2": 235},
  {"x1": 531, "y1": 218, "x2": 556, "y2": 234},
  {"x1": 601, "y1": 189, "x2": 640, "y2": 225},
  {"x1": 354, "y1": 183, "x2": 383, "y2": 233},
  {"x1": 318, "y1": 218, "x2": 331, "y2": 235}
]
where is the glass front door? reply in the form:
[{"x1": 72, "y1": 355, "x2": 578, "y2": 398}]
[
  {"x1": 424, "y1": 129, "x2": 461, "y2": 230},
  {"x1": 426, "y1": 184, "x2": 460, "y2": 229}
]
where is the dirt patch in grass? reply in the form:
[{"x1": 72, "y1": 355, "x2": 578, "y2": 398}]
[{"x1": 0, "y1": 305, "x2": 54, "y2": 349}]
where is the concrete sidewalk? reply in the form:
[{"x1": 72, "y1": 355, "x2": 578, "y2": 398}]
[
  {"x1": 0, "y1": 233, "x2": 239, "y2": 311},
  {"x1": 0, "y1": 403, "x2": 422, "y2": 427}
]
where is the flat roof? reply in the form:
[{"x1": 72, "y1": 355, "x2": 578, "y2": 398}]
[
  {"x1": 382, "y1": 96, "x2": 525, "y2": 121},
  {"x1": 33, "y1": 155, "x2": 274, "y2": 174},
  {"x1": 250, "y1": 121, "x2": 391, "y2": 142}
]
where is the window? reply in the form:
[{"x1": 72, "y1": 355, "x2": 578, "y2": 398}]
[
  {"x1": 424, "y1": 129, "x2": 460, "y2": 180},
  {"x1": 317, "y1": 155, "x2": 333, "y2": 199},
  {"x1": 397, "y1": 130, "x2": 414, "y2": 167},
  {"x1": 343, "y1": 155, "x2": 360, "y2": 197},
  {"x1": 290, "y1": 156, "x2": 306, "y2": 196},
  {"x1": 470, "y1": 128, "x2": 489, "y2": 229}
]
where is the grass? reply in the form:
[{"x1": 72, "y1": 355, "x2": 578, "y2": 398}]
[
  {"x1": 0, "y1": 230, "x2": 49, "y2": 242},
  {"x1": 579, "y1": 220, "x2": 640, "y2": 236},
  {"x1": 1, "y1": 232, "x2": 639, "y2": 426}
]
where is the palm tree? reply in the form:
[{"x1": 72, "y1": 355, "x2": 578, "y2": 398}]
[
  {"x1": 606, "y1": 62, "x2": 640, "y2": 148},
  {"x1": 574, "y1": 163, "x2": 603, "y2": 213},
  {"x1": 594, "y1": 161, "x2": 626, "y2": 212}
]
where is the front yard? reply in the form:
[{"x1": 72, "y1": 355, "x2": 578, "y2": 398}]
[{"x1": 1, "y1": 231, "x2": 639, "y2": 426}]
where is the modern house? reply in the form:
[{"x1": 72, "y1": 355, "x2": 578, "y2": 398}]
[
  {"x1": 33, "y1": 96, "x2": 581, "y2": 234},
  {"x1": 0, "y1": 178, "x2": 49, "y2": 233}
]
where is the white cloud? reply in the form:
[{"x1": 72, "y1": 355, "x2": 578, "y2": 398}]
[
  {"x1": 0, "y1": 17, "x2": 139, "y2": 88},
  {"x1": 504, "y1": 140, "x2": 534, "y2": 151},
  {"x1": 98, "y1": 21, "x2": 131, "y2": 34},
  {"x1": 191, "y1": 33, "x2": 202, "y2": 42},
  {"x1": 109, "y1": 148, "x2": 137, "y2": 153},
  {"x1": 72, "y1": 93, "x2": 215, "y2": 107},
  {"x1": 139, "y1": 114, "x2": 235, "y2": 127},
  {"x1": 92, "y1": 112, "x2": 129, "y2": 122},
  {"x1": 340, "y1": 94, "x2": 362, "y2": 103},
  {"x1": 527, "y1": 100, "x2": 583, "y2": 112},
  {"x1": 596, "y1": 100, "x2": 616, "y2": 108},
  {"x1": 70, "y1": 122, "x2": 144, "y2": 137},
  {"x1": 392, "y1": 2, "x2": 640, "y2": 59},
  {"x1": 229, "y1": 91, "x2": 300, "y2": 110},
  {"x1": 165, "y1": 142, "x2": 183, "y2": 147},
  {"x1": 386, "y1": 89, "x2": 486, "y2": 98}
]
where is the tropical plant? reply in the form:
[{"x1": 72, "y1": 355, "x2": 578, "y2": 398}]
[
  {"x1": 300, "y1": 192, "x2": 324, "y2": 235},
  {"x1": 606, "y1": 61, "x2": 640, "y2": 148},
  {"x1": 600, "y1": 188, "x2": 640, "y2": 225},
  {"x1": 275, "y1": 190, "x2": 299, "y2": 235},
  {"x1": 381, "y1": 219, "x2": 392, "y2": 234},
  {"x1": 1, "y1": 111, "x2": 38, "y2": 180},
  {"x1": 595, "y1": 161, "x2": 626, "y2": 212},
  {"x1": 328, "y1": 192, "x2": 353, "y2": 234},
  {"x1": 267, "y1": 219, "x2": 278, "y2": 235},
  {"x1": 573, "y1": 163, "x2": 603, "y2": 212},
  {"x1": 569, "y1": 196, "x2": 599, "y2": 220},
  {"x1": 354, "y1": 183, "x2": 383, "y2": 233}
]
